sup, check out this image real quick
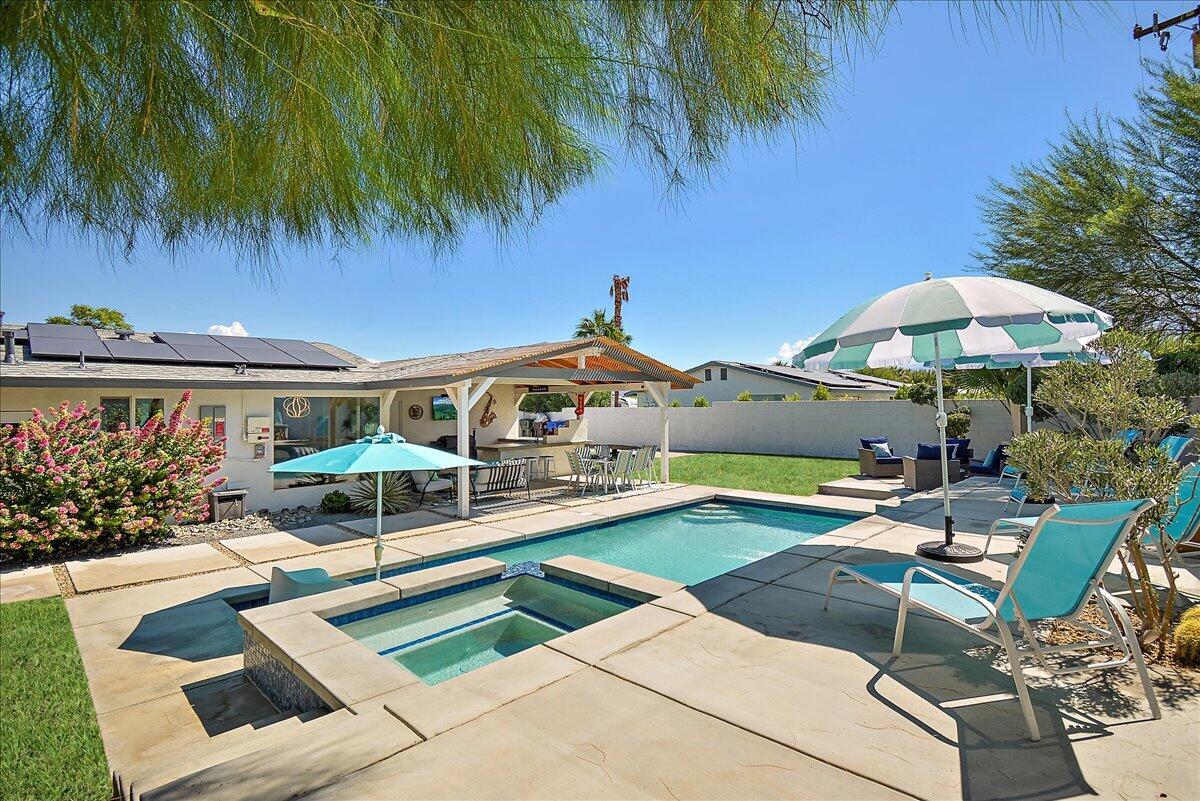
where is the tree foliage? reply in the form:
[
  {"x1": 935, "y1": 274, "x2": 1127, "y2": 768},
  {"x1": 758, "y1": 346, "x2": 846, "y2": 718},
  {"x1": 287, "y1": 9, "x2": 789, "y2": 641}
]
[
  {"x1": 809, "y1": 384, "x2": 831, "y2": 401},
  {"x1": 2, "y1": 1, "x2": 1079, "y2": 266},
  {"x1": 44, "y1": 304, "x2": 132, "y2": 330},
  {"x1": 1, "y1": 0, "x2": 881, "y2": 265},
  {"x1": 976, "y1": 63, "x2": 1200, "y2": 335},
  {"x1": 574, "y1": 308, "x2": 630, "y2": 344}
]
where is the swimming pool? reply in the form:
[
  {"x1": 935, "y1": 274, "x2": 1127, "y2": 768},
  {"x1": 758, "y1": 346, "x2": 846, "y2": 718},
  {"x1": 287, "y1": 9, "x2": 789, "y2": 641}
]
[{"x1": 370, "y1": 501, "x2": 858, "y2": 587}]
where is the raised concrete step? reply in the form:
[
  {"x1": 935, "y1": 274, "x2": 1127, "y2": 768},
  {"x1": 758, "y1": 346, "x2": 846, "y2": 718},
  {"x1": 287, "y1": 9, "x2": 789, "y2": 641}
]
[
  {"x1": 138, "y1": 706, "x2": 421, "y2": 801},
  {"x1": 817, "y1": 476, "x2": 904, "y2": 501},
  {"x1": 118, "y1": 708, "x2": 341, "y2": 801}
]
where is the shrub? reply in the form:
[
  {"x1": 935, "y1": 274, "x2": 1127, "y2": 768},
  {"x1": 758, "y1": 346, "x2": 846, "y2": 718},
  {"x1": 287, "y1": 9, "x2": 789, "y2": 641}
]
[
  {"x1": 735, "y1": 390, "x2": 752, "y2": 401},
  {"x1": 319, "y1": 490, "x2": 351, "y2": 513},
  {"x1": 692, "y1": 396, "x2": 710, "y2": 407},
  {"x1": 1005, "y1": 331, "x2": 1200, "y2": 654},
  {"x1": 668, "y1": 400, "x2": 683, "y2": 407},
  {"x1": 945, "y1": 405, "x2": 972, "y2": 439},
  {"x1": 810, "y1": 384, "x2": 831, "y2": 401},
  {"x1": 348, "y1": 472, "x2": 416, "y2": 515},
  {"x1": 0, "y1": 392, "x2": 225, "y2": 560},
  {"x1": 782, "y1": 393, "x2": 804, "y2": 402}
]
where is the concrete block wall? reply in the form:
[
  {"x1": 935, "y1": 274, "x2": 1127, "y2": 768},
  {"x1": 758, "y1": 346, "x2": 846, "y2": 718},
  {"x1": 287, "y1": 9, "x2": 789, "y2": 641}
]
[{"x1": 584, "y1": 399, "x2": 1018, "y2": 460}]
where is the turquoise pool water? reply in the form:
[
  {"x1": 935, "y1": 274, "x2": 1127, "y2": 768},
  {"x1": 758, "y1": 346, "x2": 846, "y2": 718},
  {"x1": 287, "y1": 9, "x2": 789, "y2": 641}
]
[
  {"x1": 459, "y1": 502, "x2": 855, "y2": 585},
  {"x1": 338, "y1": 576, "x2": 630, "y2": 684}
]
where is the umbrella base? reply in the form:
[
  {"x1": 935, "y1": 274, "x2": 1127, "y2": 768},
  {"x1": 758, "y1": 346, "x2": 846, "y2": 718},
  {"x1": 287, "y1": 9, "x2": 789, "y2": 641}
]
[{"x1": 916, "y1": 540, "x2": 984, "y2": 563}]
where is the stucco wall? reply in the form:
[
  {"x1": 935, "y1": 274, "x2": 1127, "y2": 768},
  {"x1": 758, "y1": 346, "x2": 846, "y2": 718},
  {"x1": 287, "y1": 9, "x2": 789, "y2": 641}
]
[{"x1": 584, "y1": 399, "x2": 1018, "y2": 460}]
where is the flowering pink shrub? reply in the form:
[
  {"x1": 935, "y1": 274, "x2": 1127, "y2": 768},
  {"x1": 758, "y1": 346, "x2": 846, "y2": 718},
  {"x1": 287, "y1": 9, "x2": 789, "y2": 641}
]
[{"x1": 0, "y1": 390, "x2": 226, "y2": 560}]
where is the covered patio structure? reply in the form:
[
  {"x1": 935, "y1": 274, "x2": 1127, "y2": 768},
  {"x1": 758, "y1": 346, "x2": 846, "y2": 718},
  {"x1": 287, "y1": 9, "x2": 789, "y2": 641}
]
[{"x1": 365, "y1": 336, "x2": 697, "y2": 518}]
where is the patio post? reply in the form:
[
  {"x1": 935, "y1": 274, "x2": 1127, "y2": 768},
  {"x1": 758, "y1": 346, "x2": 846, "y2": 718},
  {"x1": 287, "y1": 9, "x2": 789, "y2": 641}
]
[
  {"x1": 454, "y1": 381, "x2": 472, "y2": 518},
  {"x1": 645, "y1": 381, "x2": 670, "y2": 483}
]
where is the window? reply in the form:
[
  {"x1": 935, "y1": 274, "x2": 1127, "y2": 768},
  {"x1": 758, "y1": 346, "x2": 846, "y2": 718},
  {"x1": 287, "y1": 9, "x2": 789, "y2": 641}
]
[
  {"x1": 720, "y1": 368, "x2": 728, "y2": 381},
  {"x1": 272, "y1": 396, "x2": 381, "y2": 489},
  {"x1": 704, "y1": 369, "x2": 711, "y2": 381},
  {"x1": 135, "y1": 398, "x2": 165, "y2": 427},
  {"x1": 100, "y1": 397, "x2": 131, "y2": 432}
]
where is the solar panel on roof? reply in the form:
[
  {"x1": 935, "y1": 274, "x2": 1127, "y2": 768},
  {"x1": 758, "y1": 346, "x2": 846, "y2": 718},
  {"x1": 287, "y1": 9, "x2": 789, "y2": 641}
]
[
  {"x1": 209, "y1": 336, "x2": 305, "y2": 366},
  {"x1": 260, "y1": 338, "x2": 352, "y2": 368},
  {"x1": 168, "y1": 344, "x2": 245, "y2": 364},
  {"x1": 26, "y1": 322, "x2": 102, "y2": 340},
  {"x1": 27, "y1": 336, "x2": 112, "y2": 359},
  {"x1": 103, "y1": 340, "x2": 184, "y2": 362},
  {"x1": 154, "y1": 331, "x2": 219, "y2": 346}
]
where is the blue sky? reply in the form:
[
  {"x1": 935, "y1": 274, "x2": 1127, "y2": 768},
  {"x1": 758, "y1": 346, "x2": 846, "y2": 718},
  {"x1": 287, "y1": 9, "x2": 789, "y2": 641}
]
[{"x1": 1, "y1": 2, "x2": 1182, "y2": 369}]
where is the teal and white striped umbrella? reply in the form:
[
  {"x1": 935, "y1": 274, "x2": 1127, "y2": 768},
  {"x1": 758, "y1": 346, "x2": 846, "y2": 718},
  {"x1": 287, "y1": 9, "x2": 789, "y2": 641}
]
[
  {"x1": 795, "y1": 274, "x2": 1112, "y2": 564},
  {"x1": 798, "y1": 276, "x2": 1112, "y2": 370}
]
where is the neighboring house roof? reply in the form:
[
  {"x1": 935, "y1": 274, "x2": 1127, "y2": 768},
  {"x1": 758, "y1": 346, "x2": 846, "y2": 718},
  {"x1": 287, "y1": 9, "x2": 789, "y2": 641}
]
[
  {"x1": 685, "y1": 360, "x2": 904, "y2": 392},
  {"x1": 0, "y1": 325, "x2": 697, "y2": 390}
]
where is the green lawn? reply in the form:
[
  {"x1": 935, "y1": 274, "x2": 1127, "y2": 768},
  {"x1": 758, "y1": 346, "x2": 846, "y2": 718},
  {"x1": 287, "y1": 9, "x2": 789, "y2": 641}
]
[
  {"x1": 0, "y1": 597, "x2": 110, "y2": 801},
  {"x1": 660, "y1": 452, "x2": 858, "y2": 496}
]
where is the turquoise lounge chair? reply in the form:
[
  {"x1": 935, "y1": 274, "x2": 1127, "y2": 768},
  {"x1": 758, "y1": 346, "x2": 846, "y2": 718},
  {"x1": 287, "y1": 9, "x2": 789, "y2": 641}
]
[
  {"x1": 1142, "y1": 463, "x2": 1200, "y2": 563},
  {"x1": 1159, "y1": 435, "x2": 1192, "y2": 462},
  {"x1": 1117, "y1": 428, "x2": 1140, "y2": 447},
  {"x1": 824, "y1": 499, "x2": 1160, "y2": 741}
]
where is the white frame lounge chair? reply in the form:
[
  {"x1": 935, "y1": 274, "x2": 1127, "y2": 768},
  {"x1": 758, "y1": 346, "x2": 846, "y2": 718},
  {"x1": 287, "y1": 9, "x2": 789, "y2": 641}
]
[{"x1": 824, "y1": 498, "x2": 1161, "y2": 741}]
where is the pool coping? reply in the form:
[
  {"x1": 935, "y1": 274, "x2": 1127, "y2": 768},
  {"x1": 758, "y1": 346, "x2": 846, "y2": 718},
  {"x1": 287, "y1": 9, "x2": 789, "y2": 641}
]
[
  {"x1": 238, "y1": 556, "x2": 681, "y2": 717},
  {"x1": 238, "y1": 491, "x2": 867, "y2": 599}
]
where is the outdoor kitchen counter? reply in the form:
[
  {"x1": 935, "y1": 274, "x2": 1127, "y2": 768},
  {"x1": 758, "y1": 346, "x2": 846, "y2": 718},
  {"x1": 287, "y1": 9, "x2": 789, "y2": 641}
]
[{"x1": 475, "y1": 440, "x2": 589, "y2": 477}]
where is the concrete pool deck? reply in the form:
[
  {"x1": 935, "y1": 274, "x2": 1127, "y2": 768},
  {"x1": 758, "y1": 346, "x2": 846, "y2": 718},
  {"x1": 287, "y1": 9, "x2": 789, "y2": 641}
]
[{"x1": 36, "y1": 481, "x2": 1200, "y2": 799}]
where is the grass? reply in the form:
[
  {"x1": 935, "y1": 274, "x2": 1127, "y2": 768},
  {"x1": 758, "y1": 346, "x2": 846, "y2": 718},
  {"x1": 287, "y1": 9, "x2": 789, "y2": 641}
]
[
  {"x1": 0, "y1": 597, "x2": 110, "y2": 801},
  {"x1": 660, "y1": 452, "x2": 858, "y2": 496}
]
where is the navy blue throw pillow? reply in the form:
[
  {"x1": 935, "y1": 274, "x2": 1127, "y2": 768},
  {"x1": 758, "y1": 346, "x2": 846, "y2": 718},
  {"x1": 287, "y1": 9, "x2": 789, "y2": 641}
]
[
  {"x1": 860, "y1": 436, "x2": 889, "y2": 450},
  {"x1": 915, "y1": 443, "x2": 943, "y2": 460}
]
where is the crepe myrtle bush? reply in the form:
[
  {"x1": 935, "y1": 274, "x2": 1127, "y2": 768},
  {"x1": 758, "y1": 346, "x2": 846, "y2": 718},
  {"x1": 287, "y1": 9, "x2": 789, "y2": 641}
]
[{"x1": 0, "y1": 391, "x2": 226, "y2": 560}]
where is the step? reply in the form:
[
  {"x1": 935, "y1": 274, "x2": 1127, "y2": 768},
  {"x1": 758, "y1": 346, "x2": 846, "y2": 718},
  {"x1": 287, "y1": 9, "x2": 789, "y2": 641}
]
[
  {"x1": 120, "y1": 708, "x2": 342, "y2": 801},
  {"x1": 817, "y1": 476, "x2": 902, "y2": 501},
  {"x1": 138, "y1": 706, "x2": 421, "y2": 801}
]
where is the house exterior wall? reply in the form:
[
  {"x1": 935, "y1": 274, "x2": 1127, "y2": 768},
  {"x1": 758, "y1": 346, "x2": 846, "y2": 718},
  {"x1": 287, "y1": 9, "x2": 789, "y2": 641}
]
[
  {"x1": 0, "y1": 381, "x2": 579, "y2": 513},
  {"x1": 4, "y1": 385, "x2": 392, "y2": 513},
  {"x1": 646, "y1": 364, "x2": 895, "y2": 406},
  {"x1": 584, "y1": 399, "x2": 1018, "y2": 460}
]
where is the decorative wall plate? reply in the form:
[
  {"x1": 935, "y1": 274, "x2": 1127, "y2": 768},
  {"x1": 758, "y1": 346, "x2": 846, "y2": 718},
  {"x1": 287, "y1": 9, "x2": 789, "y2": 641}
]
[
  {"x1": 282, "y1": 396, "x2": 311, "y2": 419},
  {"x1": 408, "y1": 403, "x2": 425, "y2": 420}
]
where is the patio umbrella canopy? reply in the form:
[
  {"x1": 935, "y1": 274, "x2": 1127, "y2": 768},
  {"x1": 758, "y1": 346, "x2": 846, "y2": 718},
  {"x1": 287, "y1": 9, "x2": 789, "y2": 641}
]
[
  {"x1": 270, "y1": 427, "x2": 483, "y2": 580},
  {"x1": 933, "y1": 337, "x2": 1102, "y2": 434},
  {"x1": 798, "y1": 274, "x2": 1113, "y2": 563}
]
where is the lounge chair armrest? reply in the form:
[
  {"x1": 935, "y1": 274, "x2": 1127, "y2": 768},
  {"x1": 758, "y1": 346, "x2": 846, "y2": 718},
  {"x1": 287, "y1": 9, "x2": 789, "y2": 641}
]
[{"x1": 901, "y1": 564, "x2": 999, "y2": 620}]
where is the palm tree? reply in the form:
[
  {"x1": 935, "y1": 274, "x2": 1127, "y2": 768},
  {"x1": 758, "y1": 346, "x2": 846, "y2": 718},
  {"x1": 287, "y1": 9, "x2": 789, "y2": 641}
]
[
  {"x1": 574, "y1": 309, "x2": 630, "y2": 345},
  {"x1": 609, "y1": 275, "x2": 630, "y2": 330}
]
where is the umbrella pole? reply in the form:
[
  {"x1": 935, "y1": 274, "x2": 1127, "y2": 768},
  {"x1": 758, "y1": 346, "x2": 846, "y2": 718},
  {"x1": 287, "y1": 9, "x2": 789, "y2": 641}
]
[
  {"x1": 1025, "y1": 364, "x2": 1034, "y2": 434},
  {"x1": 374, "y1": 470, "x2": 384, "y2": 582},
  {"x1": 916, "y1": 333, "x2": 982, "y2": 563}
]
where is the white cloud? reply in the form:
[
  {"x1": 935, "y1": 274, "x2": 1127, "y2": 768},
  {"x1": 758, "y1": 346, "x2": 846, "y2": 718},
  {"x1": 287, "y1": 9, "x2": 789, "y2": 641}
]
[
  {"x1": 207, "y1": 321, "x2": 249, "y2": 337},
  {"x1": 773, "y1": 335, "x2": 816, "y2": 365}
]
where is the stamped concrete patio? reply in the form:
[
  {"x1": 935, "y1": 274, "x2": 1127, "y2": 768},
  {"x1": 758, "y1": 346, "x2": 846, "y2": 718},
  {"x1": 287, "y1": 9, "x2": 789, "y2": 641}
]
[{"x1": 29, "y1": 479, "x2": 1200, "y2": 800}]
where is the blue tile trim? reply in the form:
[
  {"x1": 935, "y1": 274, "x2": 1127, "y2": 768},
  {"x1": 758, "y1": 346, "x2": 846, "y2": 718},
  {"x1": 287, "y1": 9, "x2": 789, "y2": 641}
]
[
  {"x1": 377, "y1": 604, "x2": 574, "y2": 657},
  {"x1": 329, "y1": 570, "x2": 637, "y2": 629}
]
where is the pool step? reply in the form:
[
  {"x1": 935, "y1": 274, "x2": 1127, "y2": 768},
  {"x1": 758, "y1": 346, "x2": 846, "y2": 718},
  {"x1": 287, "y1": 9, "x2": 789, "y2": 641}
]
[
  {"x1": 116, "y1": 707, "x2": 343, "y2": 801},
  {"x1": 817, "y1": 476, "x2": 903, "y2": 501},
  {"x1": 132, "y1": 705, "x2": 419, "y2": 801}
]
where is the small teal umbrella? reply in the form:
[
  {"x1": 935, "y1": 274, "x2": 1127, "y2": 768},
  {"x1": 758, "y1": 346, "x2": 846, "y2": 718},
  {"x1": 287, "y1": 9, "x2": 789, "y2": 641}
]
[{"x1": 271, "y1": 427, "x2": 483, "y2": 580}]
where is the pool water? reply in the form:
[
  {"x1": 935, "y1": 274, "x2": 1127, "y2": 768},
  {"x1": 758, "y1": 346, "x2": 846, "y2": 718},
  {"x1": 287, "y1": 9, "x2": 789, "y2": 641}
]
[
  {"x1": 338, "y1": 575, "x2": 631, "y2": 684},
  {"x1": 462, "y1": 502, "x2": 855, "y2": 585}
]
